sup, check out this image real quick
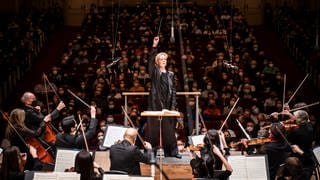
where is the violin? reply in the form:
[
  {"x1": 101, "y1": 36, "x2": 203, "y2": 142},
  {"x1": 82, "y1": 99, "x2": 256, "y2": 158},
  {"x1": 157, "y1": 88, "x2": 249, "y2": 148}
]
[
  {"x1": 231, "y1": 137, "x2": 271, "y2": 147},
  {"x1": 188, "y1": 144, "x2": 205, "y2": 151}
]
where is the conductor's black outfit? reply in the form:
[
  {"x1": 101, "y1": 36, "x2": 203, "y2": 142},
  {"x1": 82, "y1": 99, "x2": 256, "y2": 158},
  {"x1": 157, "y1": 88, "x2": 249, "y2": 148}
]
[{"x1": 146, "y1": 47, "x2": 178, "y2": 157}]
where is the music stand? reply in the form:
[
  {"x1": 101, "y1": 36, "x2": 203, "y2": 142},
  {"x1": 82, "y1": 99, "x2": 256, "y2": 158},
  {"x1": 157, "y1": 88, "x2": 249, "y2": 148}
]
[{"x1": 141, "y1": 110, "x2": 180, "y2": 180}]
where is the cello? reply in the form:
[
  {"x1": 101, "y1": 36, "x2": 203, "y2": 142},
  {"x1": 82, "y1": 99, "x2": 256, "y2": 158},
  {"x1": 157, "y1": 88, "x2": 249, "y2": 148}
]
[{"x1": 1, "y1": 110, "x2": 55, "y2": 164}]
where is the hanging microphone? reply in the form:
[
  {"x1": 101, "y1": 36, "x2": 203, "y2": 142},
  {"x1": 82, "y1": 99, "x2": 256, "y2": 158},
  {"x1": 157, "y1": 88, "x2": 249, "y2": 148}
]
[
  {"x1": 107, "y1": 57, "x2": 121, "y2": 68},
  {"x1": 170, "y1": 26, "x2": 175, "y2": 43},
  {"x1": 223, "y1": 61, "x2": 239, "y2": 70}
]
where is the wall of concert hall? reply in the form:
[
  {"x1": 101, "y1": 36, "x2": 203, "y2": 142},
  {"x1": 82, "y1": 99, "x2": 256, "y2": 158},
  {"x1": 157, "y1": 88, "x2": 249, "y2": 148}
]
[{"x1": 0, "y1": 0, "x2": 319, "y2": 26}]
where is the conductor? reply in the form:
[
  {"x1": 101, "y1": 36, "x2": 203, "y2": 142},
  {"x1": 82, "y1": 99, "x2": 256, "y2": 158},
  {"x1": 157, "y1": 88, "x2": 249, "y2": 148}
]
[{"x1": 146, "y1": 36, "x2": 181, "y2": 159}]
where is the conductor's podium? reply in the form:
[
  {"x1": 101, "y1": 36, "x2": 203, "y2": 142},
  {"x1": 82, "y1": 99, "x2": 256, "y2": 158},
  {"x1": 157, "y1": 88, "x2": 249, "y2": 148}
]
[{"x1": 140, "y1": 152, "x2": 193, "y2": 180}]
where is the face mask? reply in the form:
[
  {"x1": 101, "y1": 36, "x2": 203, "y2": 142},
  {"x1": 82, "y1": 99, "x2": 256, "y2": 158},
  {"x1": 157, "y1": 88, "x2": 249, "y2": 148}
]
[
  {"x1": 246, "y1": 127, "x2": 254, "y2": 132},
  {"x1": 243, "y1": 89, "x2": 250, "y2": 93},
  {"x1": 107, "y1": 118, "x2": 114, "y2": 123},
  {"x1": 189, "y1": 102, "x2": 195, "y2": 106},
  {"x1": 252, "y1": 108, "x2": 259, "y2": 114},
  {"x1": 100, "y1": 126, "x2": 106, "y2": 131},
  {"x1": 108, "y1": 105, "x2": 115, "y2": 109},
  {"x1": 207, "y1": 85, "x2": 212, "y2": 90}
]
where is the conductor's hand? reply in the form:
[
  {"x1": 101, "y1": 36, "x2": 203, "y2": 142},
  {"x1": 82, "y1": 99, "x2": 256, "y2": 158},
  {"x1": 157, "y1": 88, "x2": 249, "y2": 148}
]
[
  {"x1": 153, "y1": 36, "x2": 159, "y2": 47},
  {"x1": 143, "y1": 141, "x2": 152, "y2": 150},
  {"x1": 56, "y1": 101, "x2": 66, "y2": 111},
  {"x1": 90, "y1": 106, "x2": 97, "y2": 119}
]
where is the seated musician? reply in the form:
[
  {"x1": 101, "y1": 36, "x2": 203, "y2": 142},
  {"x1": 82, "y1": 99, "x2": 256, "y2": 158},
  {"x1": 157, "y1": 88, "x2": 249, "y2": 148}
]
[
  {"x1": 1, "y1": 145, "x2": 42, "y2": 180},
  {"x1": 5, "y1": 108, "x2": 53, "y2": 170},
  {"x1": 189, "y1": 129, "x2": 233, "y2": 179},
  {"x1": 55, "y1": 106, "x2": 98, "y2": 149},
  {"x1": 109, "y1": 128, "x2": 153, "y2": 175},
  {"x1": 65, "y1": 150, "x2": 104, "y2": 180}
]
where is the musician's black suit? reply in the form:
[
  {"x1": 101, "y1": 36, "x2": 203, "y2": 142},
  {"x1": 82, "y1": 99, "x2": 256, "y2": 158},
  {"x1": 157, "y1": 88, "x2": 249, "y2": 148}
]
[{"x1": 109, "y1": 140, "x2": 151, "y2": 175}]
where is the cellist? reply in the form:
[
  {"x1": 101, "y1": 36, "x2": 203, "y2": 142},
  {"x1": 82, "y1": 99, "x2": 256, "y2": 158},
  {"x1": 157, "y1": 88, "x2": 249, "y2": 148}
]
[
  {"x1": 4, "y1": 108, "x2": 54, "y2": 170},
  {"x1": 21, "y1": 92, "x2": 65, "y2": 143}
]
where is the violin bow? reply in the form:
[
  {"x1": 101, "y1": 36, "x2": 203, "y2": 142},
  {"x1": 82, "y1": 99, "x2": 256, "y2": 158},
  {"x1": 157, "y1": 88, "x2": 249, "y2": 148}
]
[
  {"x1": 289, "y1": 101, "x2": 320, "y2": 112},
  {"x1": 282, "y1": 74, "x2": 286, "y2": 111},
  {"x1": 157, "y1": 16, "x2": 163, "y2": 36},
  {"x1": 121, "y1": 106, "x2": 146, "y2": 148},
  {"x1": 42, "y1": 73, "x2": 60, "y2": 133},
  {"x1": 78, "y1": 114, "x2": 89, "y2": 152},
  {"x1": 236, "y1": 119, "x2": 251, "y2": 140},
  {"x1": 67, "y1": 89, "x2": 91, "y2": 109},
  {"x1": 43, "y1": 73, "x2": 62, "y2": 101},
  {"x1": 219, "y1": 97, "x2": 240, "y2": 131},
  {"x1": 275, "y1": 126, "x2": 291, "y2": 147},
  {"x1": 286, "y1": 73, "x2": 309, "y2": 104}
]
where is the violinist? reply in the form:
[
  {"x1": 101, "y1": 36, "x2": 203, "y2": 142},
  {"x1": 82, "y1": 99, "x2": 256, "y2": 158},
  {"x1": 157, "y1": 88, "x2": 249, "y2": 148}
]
[
  {"x1": 287, "y1": 110, "x2": 314, "y2": 179},
  {"x1": 5, "y1": 108, "x2": 53, "y2": 170},
  {"x1": 55, "y1": 106, "x2": 98, "y2": 149},
  {"x1": 189, "y1": 129, "x2": 233, "y2": 179},
  {"x1": 258, "y1": 122, "x2": 291, "y2": 180}
]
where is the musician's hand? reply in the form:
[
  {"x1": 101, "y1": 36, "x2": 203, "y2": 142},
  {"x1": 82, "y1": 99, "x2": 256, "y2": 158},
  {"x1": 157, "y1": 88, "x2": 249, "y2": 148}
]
[
  {"x1": 291, "y1": 144, "x2": 304, "y2": 155},
  {"x1": 283, "y1": 103, "x2": 290, "y2": 111},
  {"x1": 34, "y1": 106, "x2": 41, "y2": 113},
  {"x1": 153, "y1": 36, "x2": 159, "y2": 47},
  {"x1": 43, "y1": 114, "x2": 52, "y2": 123},
  {"x1": 143, "y1": 141, "x2": 152, "y2": 150},
  {"x1": 240, "y1": 138, "x2": 249, "y2": 148},
  {"x1": 57, "y1": 101, "x2": 66, "y2": 111},
  {"x1": 90, "y1": 106, "x2": 96, "y2": 119},
  {"x1": 29, "y1": 145, "x2": 38, "y2": 158}
]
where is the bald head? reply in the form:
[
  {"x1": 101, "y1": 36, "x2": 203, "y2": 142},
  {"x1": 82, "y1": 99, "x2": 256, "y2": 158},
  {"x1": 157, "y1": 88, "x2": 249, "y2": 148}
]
[
  {"x1": 21, "y1": 92, "x2": 36, "y2": 105},
  {"x1": 124, "y1": 128, "x2": 138, "y2": 144}
]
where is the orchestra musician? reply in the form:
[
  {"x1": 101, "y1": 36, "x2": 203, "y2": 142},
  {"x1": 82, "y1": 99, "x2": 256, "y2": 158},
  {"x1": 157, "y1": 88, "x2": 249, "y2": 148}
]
[
  {"x1": 0, "y1": 145, "x2": 42, "y2": 180},
  {"x1": 5, "y1": 108, "x2": 54, "y2": 169},
  {"x1": 257, "y1": 123, "x2": 291, "y2": 180},
  {"x1": 55, "y1": 106, "x2": 98, "y2": 149},
  {"x1": 287, "y1": 110, "x2": 315, "y2": 179},
  {"x1": 109, "y1": 128, "x2": 153, "y2": 175},
  {"x1": 21, "y1": 92, "x2": 65, "y2": 132},
  {"x1": 189, "y1": 129, "x2": 233, "y2": 179},
  {"x1": 146, "y1": 36, "x2": 181, "y2": 158}
]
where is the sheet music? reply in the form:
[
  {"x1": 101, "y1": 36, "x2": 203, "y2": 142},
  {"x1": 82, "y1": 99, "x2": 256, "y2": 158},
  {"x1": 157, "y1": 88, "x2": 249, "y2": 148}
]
[
  {"x1": 56, "y1": 172, "x2": 80, "y2": 180},
  {"x1": 189, "y1": 135, "x2": 205, "y2": 145},
  {"x1": 103, "y1": 174, "x2": 130, "y2": 180},
  {"x1": 141, "y1": 109, "x2": 180, "y2": 116},
  {"x1": 33, "y1": 172, "x2": 57, "y2": 180},
  {"x1": 228, "y1": 155, "x2": 268, "y2": 180},
  {"x1": 103, "y1": 125, "x2": 128, "y2": 148},
  {"x1": 246, "y1": 156, "x2": 268, "y2": 179},
  {"x1": 54, "y1": 149, "x2": 80, "y2": 172},
  {"x1": 33, "y1": 172, "x2": 80, "y2": 180},
  {"x1": 313, "y1": 146, "x2": 320, "y2": 163}
]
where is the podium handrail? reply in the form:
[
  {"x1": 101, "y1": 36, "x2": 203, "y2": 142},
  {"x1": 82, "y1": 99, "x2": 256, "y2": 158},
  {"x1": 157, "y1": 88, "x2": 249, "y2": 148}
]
[{"x1": 122, "y1": 91, "x2": 201, "y2": 134}]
